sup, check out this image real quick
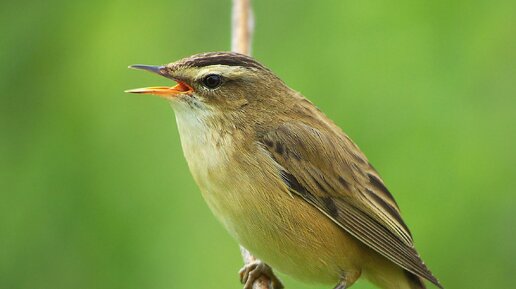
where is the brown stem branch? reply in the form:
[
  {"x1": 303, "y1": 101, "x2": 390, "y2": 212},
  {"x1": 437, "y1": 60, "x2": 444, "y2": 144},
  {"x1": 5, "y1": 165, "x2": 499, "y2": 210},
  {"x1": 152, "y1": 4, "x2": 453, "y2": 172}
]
[
  {"x1": 231, "y1": 1, "x2": 272, "y2": 289},
  {"x1": 231, "y1": 0, "x2": 254, "y2": 55}
]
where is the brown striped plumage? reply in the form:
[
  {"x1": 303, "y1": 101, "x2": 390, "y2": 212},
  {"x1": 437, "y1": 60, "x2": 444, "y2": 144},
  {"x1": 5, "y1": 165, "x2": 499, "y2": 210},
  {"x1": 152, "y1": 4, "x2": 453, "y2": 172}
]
[{"x1": 127, "y1": 52, "x2": 443, "y2": 289}]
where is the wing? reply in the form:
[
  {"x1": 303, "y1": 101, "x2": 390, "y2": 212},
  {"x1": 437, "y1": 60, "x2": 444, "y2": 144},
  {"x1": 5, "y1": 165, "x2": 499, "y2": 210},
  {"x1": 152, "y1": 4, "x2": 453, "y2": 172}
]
[{"x1": 258, "y1": 120, "x2": 442, "y2": 288}]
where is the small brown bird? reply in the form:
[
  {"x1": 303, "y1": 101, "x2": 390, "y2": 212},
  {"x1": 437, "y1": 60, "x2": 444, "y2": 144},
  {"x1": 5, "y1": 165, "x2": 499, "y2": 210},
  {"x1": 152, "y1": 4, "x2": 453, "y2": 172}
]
[{"x1": 126, "y1": 52, "x2": 443, "y2": 289}]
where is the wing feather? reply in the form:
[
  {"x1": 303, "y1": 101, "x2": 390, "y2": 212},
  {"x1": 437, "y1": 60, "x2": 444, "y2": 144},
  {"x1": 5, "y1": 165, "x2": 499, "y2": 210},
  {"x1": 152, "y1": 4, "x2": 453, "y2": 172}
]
[{"x1": 259, "y1": 121, "x2": 442, "y2": 288}]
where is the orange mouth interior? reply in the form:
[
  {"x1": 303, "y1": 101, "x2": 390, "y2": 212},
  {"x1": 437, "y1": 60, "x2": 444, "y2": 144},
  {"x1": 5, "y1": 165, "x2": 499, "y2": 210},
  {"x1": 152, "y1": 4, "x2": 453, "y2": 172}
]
[{"x1": 125, "y1": 81, "x2": 193, "y2": 97}]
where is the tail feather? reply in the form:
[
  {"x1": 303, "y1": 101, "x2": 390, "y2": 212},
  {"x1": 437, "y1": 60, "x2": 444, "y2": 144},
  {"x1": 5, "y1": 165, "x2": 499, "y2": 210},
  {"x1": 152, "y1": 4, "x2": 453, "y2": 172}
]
[
  {"x1": 405, "y1": 270, "x2": 426, "y2": 289},
  {"x1": 364, "y1": 263, "x2": 430, "y2": 289},
  {"x1": 363, "y1": 253, "x2": 442, "y2": 289}
]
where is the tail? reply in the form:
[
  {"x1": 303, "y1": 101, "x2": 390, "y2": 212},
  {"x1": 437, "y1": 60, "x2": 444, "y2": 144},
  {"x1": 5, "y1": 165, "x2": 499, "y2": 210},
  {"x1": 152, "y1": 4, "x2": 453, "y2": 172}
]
[
  {"x1": 405, "y1": 270, "x2": 426, "y2": 289},
  {"x1": 363, "y1": 252, "x2": 443, "y2": 289},
  {"x1": 364, "y1": 264, "x2": 430, "y2": 289}
]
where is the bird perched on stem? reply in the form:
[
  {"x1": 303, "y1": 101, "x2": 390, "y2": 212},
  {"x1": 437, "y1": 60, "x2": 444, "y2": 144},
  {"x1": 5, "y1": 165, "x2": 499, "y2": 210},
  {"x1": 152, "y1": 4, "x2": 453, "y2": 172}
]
[{"x1": 126, "y1": 52, "x2": 443, "y2": 289}]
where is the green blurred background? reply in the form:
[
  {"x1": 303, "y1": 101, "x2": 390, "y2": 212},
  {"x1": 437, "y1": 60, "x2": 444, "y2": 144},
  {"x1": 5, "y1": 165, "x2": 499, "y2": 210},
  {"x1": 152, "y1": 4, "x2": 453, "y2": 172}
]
[{"x1": 1, "y1": 0, "x2": 515, "y2": 288}]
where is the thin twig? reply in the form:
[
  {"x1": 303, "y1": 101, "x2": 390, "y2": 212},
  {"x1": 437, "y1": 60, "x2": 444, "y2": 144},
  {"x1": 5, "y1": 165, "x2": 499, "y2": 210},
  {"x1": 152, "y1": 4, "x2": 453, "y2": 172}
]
[
  {"x1": 232, "y1": 1, "x2": 271, "y2": 289},
  {"x1": 231, "y1": 0, "x2": 254, "y2": 55}
]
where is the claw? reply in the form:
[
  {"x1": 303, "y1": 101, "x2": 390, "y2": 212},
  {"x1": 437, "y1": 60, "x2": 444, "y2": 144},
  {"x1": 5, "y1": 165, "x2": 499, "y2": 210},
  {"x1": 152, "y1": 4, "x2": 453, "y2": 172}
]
[{"x1": 238, "y1": 260, "x2": 284, "y2": 289}]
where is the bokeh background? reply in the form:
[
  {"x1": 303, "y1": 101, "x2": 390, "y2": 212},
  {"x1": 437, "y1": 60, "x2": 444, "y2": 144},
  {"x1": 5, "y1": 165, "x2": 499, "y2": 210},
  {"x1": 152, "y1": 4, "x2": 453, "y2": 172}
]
[{"x1": 1, "y1": 0, "x2": 515, "y2": 288}]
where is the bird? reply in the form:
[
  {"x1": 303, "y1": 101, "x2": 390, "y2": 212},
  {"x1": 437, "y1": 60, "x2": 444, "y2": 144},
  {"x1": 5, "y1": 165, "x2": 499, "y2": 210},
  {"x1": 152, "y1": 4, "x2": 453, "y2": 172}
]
[{"x1": 126, "y1": 51, "x2": 443, "y2": 289}]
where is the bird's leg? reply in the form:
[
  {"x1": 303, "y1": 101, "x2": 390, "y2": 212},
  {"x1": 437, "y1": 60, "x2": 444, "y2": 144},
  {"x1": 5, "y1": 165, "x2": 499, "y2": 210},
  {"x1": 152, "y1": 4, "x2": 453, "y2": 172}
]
[
  {"x1": 239, "y1": 259, "x2": 284, "y2": 289},
  {"x1": 333, "y1": 270, "x2": 361, "y2": 289},
  {"x1": 333, "y1": 279, "x2": 347, "y2": 289}
]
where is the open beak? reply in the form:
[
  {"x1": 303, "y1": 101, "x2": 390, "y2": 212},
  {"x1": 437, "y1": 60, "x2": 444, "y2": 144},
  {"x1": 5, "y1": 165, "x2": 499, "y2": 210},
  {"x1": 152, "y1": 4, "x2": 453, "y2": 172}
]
[{"x1": 125, "y1": 64, "x2": 193, "y2": 98}]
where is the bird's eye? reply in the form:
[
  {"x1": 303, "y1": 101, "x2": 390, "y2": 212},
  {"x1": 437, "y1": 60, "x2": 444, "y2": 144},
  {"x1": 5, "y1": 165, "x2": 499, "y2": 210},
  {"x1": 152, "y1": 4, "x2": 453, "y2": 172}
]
[{"x1": 202, "y1": 74, "x2": 222, "y2": 89}]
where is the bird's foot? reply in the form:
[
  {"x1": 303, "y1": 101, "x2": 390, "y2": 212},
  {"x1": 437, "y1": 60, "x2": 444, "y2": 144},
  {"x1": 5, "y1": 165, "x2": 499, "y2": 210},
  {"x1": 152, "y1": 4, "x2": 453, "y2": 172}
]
[{"x1": 239, "y1": 260, "x2": 284, "y2": 289}]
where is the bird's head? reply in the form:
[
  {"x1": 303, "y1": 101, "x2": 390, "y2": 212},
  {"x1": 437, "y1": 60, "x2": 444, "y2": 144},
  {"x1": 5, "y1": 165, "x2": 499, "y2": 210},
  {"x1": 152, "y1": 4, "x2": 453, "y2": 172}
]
[{"x1": 126, "y1": 52, "x2": 288, "y2": 117}]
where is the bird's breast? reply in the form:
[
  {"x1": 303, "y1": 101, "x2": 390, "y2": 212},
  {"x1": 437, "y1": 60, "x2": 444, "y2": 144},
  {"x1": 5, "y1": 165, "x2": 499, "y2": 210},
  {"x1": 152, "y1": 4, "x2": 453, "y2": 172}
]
[
  {"x1": 173, "y1": 109, "x2": 365, "y2": 284},
  {"x1": 173, "y1": 109, "x2": 245, "y2": 219}
]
